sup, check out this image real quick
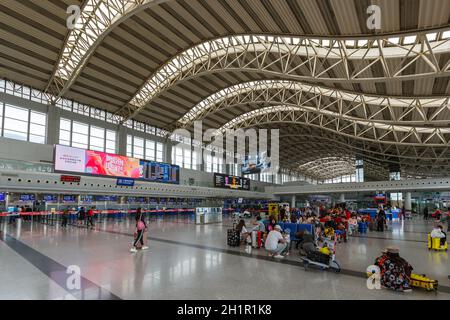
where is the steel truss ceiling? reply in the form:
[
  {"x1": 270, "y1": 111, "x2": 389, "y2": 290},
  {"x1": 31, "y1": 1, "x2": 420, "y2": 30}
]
[
  {"x1": 277, "y1": 134, "x2": 449, "y2": 179},
  {"x1": 176, "y1": 79, "x2": 450, "y2": 127},
  {"x1": 217, "y1": 105, "x2": 450, "y2": 147},
  {"x1": 45, "y1": 0, "x2": 170, "y2": 102},
  {"x1": 2, "y1": 0, "x2": 450, "y2": 180},
  {"x1": 115, "y1": 31, "x2": 450, "y2": 122}
]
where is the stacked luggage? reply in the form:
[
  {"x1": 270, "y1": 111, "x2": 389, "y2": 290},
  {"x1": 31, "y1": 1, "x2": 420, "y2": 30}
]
[{"x1": 227, "y1": 229, "x2": 240, "y2": 246}]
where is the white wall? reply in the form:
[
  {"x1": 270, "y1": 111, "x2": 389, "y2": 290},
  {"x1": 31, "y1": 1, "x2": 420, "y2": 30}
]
[
  {"x1": 0, "y1": 137, "x2": 53, "y2": 163},
  {"x1": 0, "y1": 138, "x2": 274, "y2": 192}
]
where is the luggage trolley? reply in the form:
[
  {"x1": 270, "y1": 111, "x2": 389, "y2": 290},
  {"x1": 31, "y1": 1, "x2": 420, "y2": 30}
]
[{"x1": 300, "y1": 236, "x2": 341, "y2": 273}]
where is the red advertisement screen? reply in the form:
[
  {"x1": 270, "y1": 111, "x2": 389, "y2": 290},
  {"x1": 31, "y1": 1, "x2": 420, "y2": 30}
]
[{"x1": 85, "y1": 150, "x2": 141, "y2": 178}]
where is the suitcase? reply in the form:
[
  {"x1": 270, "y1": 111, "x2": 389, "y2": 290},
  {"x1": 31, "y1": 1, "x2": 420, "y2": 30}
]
[
  {"x1": 307, "y1": 251, "x2": 330, "y2": 265},
  {"x1": 368, "y1": 221, "x2": 376, "y2": 231},
  {"x1": 227, "y1": 229, "x2": 240, "y2": 246},
  {"x1": 251, "y1": 231, "x2": 262, "y2": 248}
]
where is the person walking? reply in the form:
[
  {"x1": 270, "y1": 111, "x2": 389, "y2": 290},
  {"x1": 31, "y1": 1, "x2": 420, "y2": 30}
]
[
  {"x1": 130, "y1": 208, "x2": 148, "y2": 253},
  {"x1": 423, "y1": 206, "x2": 429, "y2": 220},
  {"x1": 61, "y1": 208, "x2": 69, "y2": 228},
  {"x1": 87, "y1": 207, "x2": 95, "y2": 229},
  {"x1": 376, "y1": 207, "x2": 386, "y2": 232},
  {"x1": 78, "y1": 207, "x2": 86, "y2": 227}
]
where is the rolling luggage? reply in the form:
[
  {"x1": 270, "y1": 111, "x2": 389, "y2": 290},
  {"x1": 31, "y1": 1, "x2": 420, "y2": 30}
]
[
  {"x1": 251, "y1": 231, "x2": 262, "y2": 248},
  {"x1": 227, "y1": 229, "x2": 240, "y2": 247},
  {"x1": 368, "y1": 221, "x2": 376, "y2": 231}
]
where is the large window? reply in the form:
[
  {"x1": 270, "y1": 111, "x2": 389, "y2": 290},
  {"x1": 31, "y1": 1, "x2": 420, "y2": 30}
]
[
  {"x1": 127, "y1": 134, "x2": 164, "y2": 162},
  {"x1": 205, "y1": 153, "x2": 224, "y2": 173},
  {"x1": 172, "y1": 143, "x2": 197, "y2": 169},
  {"x1": 60, "y1": 118, "x2": 116, "y2": 153},
  {"x1": 0, "y1": 103, "x2": 47, "y2": 144}
]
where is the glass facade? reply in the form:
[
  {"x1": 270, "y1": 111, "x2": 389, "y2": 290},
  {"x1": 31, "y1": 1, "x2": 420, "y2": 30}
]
[
  {"x1": 59, "y1": 118, "x2": 116, "y2": 153},
  {"x1": 127, "y1": 134, "x2": 164, "y2": 162},
  {"x1": 0, "y1": 102, "x2": 47, "y2": 144}
]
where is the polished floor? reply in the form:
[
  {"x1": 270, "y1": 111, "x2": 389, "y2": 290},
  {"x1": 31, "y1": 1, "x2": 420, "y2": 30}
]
[{"x1": 0, "y1": 214, "x2": 449, "y2": 300}]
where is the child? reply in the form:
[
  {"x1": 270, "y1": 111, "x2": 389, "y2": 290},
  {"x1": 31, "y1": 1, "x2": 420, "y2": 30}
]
[
  {"x1": 319, "y1": 242, "x2": 331, "y2": 256},
  {"x1": 283, "y1": 228, "x2": 291, "y2": 255},
  {"x1": 348, "y1": 216, "x2": 358, "y2": 235}
]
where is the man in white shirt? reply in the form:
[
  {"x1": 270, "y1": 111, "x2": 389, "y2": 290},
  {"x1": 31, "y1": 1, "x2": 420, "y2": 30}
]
[{"x1": 265, "y1": 225, "x2": 287, "y2": 259}]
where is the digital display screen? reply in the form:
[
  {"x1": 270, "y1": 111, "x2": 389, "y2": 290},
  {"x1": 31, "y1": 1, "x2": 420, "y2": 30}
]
[
  {"x1": 242, "y1": 152, "x2": 270, "y2": 175},
  {"x1": 140, "y1": 160, "x2": 179, "y2": 184},
  {"x1": 55, "y1": 145, "x2": 179, "y2": 184},
  {"x1": 116, "y1": 178, "x2": 135, "y2": 186},
  {"x1": 159, "y1": 198, "x2": 167, "y2": 204},
  {"x1": 127, "y1": 197, "x2": 146, "y2": 203},
  {"x1": 214, "y1": 173, "x2": 250, "y2": 191},
  {"x1": 80, "y1": 195, "x2": 93, "y2": 203},
  {"x1": 62, "y1": 195, "x2": 76, "y2": 202},
  {"x1": 20, "y1": 194, "x2": 35, "y2": 201},
  {"x1": 95, "y1": 195, "x2": 118, "y2": 201},
  {"x1": 60, "y1": 175, "x2": 81, "y2": 183},
  {"x1": 43, "y1": 194, "x2": 57, "y2": 202},
  {"x1": 55, "y1": 145, "x2": 141, "y2": 178},
  {"x1": 0, "y1": 193, "x2": 5, "y2": 201}
]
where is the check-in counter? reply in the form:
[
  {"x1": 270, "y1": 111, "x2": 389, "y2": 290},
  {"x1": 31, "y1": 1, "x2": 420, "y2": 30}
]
[{"x1": 195, "y1": 207, "x2": 223, "y2": 224}]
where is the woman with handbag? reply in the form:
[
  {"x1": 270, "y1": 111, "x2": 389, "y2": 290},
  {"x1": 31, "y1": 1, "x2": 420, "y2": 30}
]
[{"x1": 130, "y1": 208, "x2": 148, "y2": 253}]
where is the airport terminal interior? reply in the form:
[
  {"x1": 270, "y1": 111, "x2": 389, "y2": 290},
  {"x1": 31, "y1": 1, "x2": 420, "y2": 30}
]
[{"x1": 1, "y1": 0, "x2": 450, "y2": 300}]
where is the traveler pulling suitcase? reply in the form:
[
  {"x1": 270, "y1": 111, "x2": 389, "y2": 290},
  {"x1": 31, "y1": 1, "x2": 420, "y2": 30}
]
[
  {"x1": 227, "y1": 229, "x2": 240, "y2": 247},
  {"x1": 251, "y1": 231, "x2": 262, "y2": 248}
]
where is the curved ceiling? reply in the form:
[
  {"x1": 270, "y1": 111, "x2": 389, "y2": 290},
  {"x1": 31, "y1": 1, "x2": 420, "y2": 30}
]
[{"x1": 1, "y1": 0, "x2": 450, "y2": 180}]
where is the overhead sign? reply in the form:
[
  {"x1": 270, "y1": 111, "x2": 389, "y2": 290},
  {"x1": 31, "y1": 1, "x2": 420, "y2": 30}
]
[
  {"x1": 20, "y1": 194, "x2": 35, "y2": 201},
  {"x1": 117, "y1": 178, "x2": 135, "y2": 187},
  {"x1": 61, "y1": 175, "x2": 81, "y2": 183},
  {"x1": 214, "y1": 173, "x2": 250, "y2": 191},
  {"x1": 55, "y1": 145, "x2": 180, "y2": 184}
]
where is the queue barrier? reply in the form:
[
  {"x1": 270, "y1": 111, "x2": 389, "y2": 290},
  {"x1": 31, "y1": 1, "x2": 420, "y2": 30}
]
[{"x1": 0, "y1": 208, "x2": 197, "y2": 226}]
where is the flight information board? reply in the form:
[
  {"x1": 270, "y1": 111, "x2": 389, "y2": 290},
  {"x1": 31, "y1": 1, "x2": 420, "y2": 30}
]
[
  {"x1": 214, "y1": 173, "x2": 250, "y2": 191},
  {"x1": 140, "y1": 160, "x2": 180, "y2": 184}
]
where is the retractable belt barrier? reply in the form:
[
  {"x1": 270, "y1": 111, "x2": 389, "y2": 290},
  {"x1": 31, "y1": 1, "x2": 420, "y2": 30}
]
[{"x1": 0, "y1": 208, "x2": 267, "y2": 226}]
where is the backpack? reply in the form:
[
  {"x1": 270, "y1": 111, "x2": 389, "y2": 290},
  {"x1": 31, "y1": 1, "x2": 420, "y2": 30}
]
[{"x1": 137, "y1": 220, "x2": 145, "y2": 231}]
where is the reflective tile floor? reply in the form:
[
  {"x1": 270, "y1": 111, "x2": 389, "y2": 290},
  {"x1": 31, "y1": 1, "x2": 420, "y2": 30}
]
[{"x1": 1, "y1": 215, "x2": 449, "y2": 300}]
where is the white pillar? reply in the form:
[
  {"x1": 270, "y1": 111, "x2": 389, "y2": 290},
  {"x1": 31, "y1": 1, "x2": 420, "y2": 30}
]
[
  {"x1": 291, "y1": 195, "x2": 296, "y2": 208},
  {"x1": 117, "y1": 125, "x2": 127, "y2": 156},
  {"x1": 405, "y1": 192, "x2": 412, "y2": 211},
  {"x1": 339, "y1": 193, "x2": 345, "y2": 203},
  {"x1": 46, "y1": 106, "x2": 61, "y2": 145}
]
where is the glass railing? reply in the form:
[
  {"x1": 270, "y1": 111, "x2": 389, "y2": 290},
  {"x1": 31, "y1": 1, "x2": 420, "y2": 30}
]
[{"x1": 0, "y1": 158, "x2": 53, "y2": 173}]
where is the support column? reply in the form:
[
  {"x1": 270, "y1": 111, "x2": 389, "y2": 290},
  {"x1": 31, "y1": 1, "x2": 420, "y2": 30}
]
[
  {"x1": 46, "y1": 106, "x2": 61, "y2": 145},
  {"x1": 165, "y1": 139, "x2": 172, "y2": 164},
  {"x1": 291, "y1": 195, "x2": 296, "y2": 208},
  {"x1": 405, "y1": 192, "x2": 412, "y2": 211},
  {"x1": 339, "y1": 193, "x2": 345, "y2": 203},
  {"x1": 117, "y1": 125, "x2": 127, "y2": 156}
]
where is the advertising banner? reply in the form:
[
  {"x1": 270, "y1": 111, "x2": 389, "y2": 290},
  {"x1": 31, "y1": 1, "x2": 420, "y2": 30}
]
[
  {"x1": 55, "y1": 145, "x2": 179, "y2": 184},
  {"x1": 86, "y1": 150, "x2": 140, "y2": 178}
]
